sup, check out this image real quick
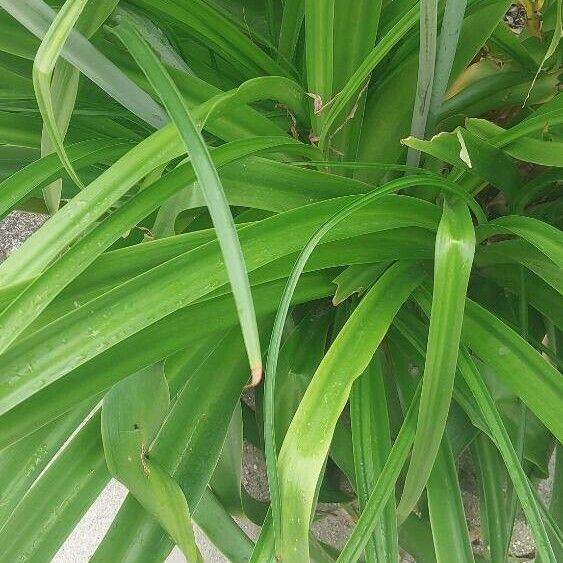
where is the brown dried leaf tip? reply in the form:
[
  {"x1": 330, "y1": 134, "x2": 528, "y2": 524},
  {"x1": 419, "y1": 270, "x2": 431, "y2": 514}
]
[{"x1": 306, "y1": 92, "x2": 324, "y2": 114}]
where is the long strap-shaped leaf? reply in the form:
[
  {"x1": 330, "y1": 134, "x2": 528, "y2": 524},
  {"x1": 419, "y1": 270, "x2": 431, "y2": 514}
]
[
  {"x1": 414, "y1": 287, "x2": 563, "y2": 450},
  {"x1": 398, "y1": 196, "x2": 475, "y2": 521},
  {"x1": 276, "y1": 261, "x2": 421, "y2": 560},
  {"x1": 304, "y1": 0, "x2": 334, "y2": 134},
  {"x1": 350, "y1": 354, "x2": 398, "y2": 563},
  {"x1": 260, "y1": 175, "x2": 482, "y2": 557},
  {"x1": 458, "y1": 349, "x2": 556, "y2": 563},
  {"x1": 89, "y1": 20, "x2": 263, "y2": 378},
  {"x1": 0, "y1": 197, "x2": 434, "y2": 421},
  {"x1": 97, "y1": 331, "x2": 255, "y2": 562},
  {"x1": 477, "y1": 215, "x2": 563, "y2": 269},
  {"x1": 318, "y1": 3, "x2": 419, "y2": 150},
  {"x1": 0, "y1": 123, "x2": 181, "y2": 285},
  {"x1": 0, "y1": 139, "x2": 133, "y2": 220},
  {"x1": 393, "y1": 304, "x2": 557, "y2": 561},
  {"x1": 473, "y1": 432, "x2": 509, "y2": 561},
  {"x1": 101, "y1": 365, "x2": 202, "y2": 562},
  {"x1": 0, "y1": 137, "x2": 299, "y2": 358},
  {"x1": 336, "y1": 386, "x2": 422, "y2": 562},
  {"x1": 0, "y1": 412, "x2": 108, "y2": 562},
  {"x1": 278, "y1": 0, "x2": 304, "y2": 63},
  {"x1": 426, "y1": 0, "x2": 467, "y2": 133},
  {"x1": 0, "y1": 0, "x2": 168, "y2": 128},
  {"x1": 40, "y1": 59, "x2": 80, "y2": 213},
  {"x1": 40, "y1": 0, "x2": 121, "y2": 214},
  {"x1": 427, "y1": 438, "x2": 475, "y2": 562},
  {"x1": 406, "y1": 0, "x2": 438, "y2": 168},
  {"x1": 32, "y1": 0, "x2": 89, "y2": 190}
]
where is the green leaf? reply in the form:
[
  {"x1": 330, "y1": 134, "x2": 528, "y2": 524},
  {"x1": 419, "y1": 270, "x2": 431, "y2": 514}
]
[
  {"x1": 40, "y1": 59, "x2": 79, "y2": 213},
  {"x1": 427, "y1": 438, "x2": 475, "y2": 563},
  {"x1": 473, "y1": 433, "x2": 509, "y2": 562},
  {"x1": 426, "y1": 0, "x2": 467, "y2": 132},
  {"x1": 525, "y1": 0, "x2": 562, "y2": 104},
  {"x1": 398, "y1": 196, "x2": 475, "y2": 521},
  {"x1": 196, "y1": 75, "x2": 310, "y2": 130},
  {"x1": 101, "y1": 365, "x2": 202, "y2": 561},
  {"x1": 463, "y1": 297, "x2": 563, "y2": 443},
  {"x1": 458, "y1": 349, "x2": 556, "y2": 562},
  {"x1": 477, "y1": 215, "x2": 563, "y2": 269},
  {"x1": 277, "y1": 261, "x2": 421, "y2": 560},
  {"x1": 195, "y1": 488, "x2": 255, "y2": 563},
  {"x1": 337, "y1": 384, "x2": 422, "y2": 562},
  {"x1": 330, "y1": 0, "x2": 383, "y2": 160},
  {"x1": 448, "y1": 0, "x2": 513, "y2": 83},
  {"x1": 113, "y1": 4, "x2": 193, "y2": 74},
  {"x1": 406, "y1": 0, "x2": 438, "y2": 168},
  {"x1": 0, "y1": 413, "x2": 108, "y2": 562},
  {"x1": 40, "y1": 0, "x2": 120, "y2": 214},
  {"x1": 304, "y1": 0, "x2": 334, "y2": 134},
  {"x1": 319, "y1": 3, "x2": 419, "y2": 149},
  {"x1": 466, "y1": 117, "x2": 563, "y2": 167},
  {"x1": 97, "y1": 330, "x2": 255, "y2": 561},
  {"x1": 274, "y1": 308, "x2": 331, "y2": 445},
  {"x1": 278, "y1": 0, "x2": 304, "y2": 63},
  {"x1": 32, "y1": 0, "x2": 90, "y2": 190},
  {"x1": 351, "y1": 353, "x2": 399, "y2": 563},
  {"x1": 112, "y1": 20, "x2": 263, "y2": 379},
  {"x1": 402, "y1": 127, "x2": 523, "y2": 198},
  {"x1": 476, "y1": 239, "x2": 563, "y2": 297},
  {"x1": 0, "y1": 139, "x2": 133, "y2": 220},
  {"x1": 0, "y1": 0, "x2": 167, "y2": 125},
  {"x1": 260, "y1": 173, "x2": 477, "y2": 558},
  {"x1": 332, "y1": 263, "x2": 391, "y2": 306},
  {"x1": 0, "y1": 402, "x2": 94, "y2": 524},
  {"x1": 129, "y1": 0, "x2": 289, "y2": 78},
  {"x1": 0, "y1": 124, "x2": 182, "y2": 284},
  {"x1": 0, "y1": 136, "x2": 303, "y2": 357}
]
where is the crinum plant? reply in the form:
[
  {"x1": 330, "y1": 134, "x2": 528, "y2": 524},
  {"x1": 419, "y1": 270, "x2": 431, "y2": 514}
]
[{"x1": 0, "y1": 0, "x2": 561, "y2": 561}]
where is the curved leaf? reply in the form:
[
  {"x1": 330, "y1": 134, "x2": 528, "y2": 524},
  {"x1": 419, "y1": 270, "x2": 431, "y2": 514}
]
[
  {"x1": 398, "y1": 196, "x2": 475, "y2": 521},
  {"x1": 112, "y1": 18, "x2": 263, "y2": 377},
  {"x1": 101, "y1": 366, "x2": 201, "y2": 561},
  {"x1": 277, "y1": 261, "x2": 421, "y2": 560}
]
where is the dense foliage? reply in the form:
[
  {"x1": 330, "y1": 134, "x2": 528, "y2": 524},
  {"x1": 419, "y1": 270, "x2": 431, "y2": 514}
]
[{"x1": 0, "y1": 0, "x2": 561, "y2": 561}]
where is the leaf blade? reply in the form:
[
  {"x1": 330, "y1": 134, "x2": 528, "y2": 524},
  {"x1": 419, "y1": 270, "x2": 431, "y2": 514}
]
[
  {"x1": 104, "y1": 19, "x2": 264, "y2": 374},
  {"x1": 398, "y1": 196, "x2": 475, "y2": 521}
]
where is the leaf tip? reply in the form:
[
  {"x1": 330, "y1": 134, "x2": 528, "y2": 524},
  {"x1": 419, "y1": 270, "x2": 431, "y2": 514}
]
[{"x1": 248, "y1": 365, "x2": 263, "y2": 387}]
